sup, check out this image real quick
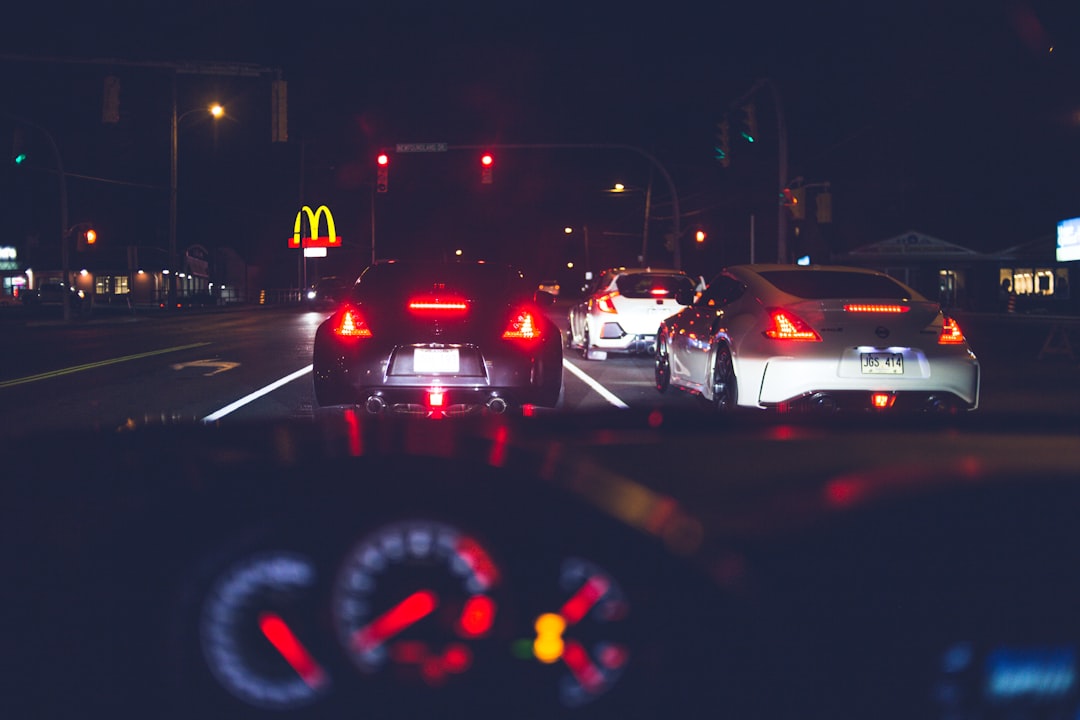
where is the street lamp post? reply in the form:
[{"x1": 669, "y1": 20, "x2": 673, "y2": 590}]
[
  {"x1": 564, "y1": 225, "x2": 590, "y2": 272},
  {"x1": 169, "y1": 74, "x2": 224, "y2": 307},
  {"x1": 608, "y1": 180, "x2": 653, "y2": 266}
]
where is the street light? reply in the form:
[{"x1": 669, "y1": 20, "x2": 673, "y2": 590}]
[{"x1": 169, "y1": 98, "x2": 225, "y2": 307}]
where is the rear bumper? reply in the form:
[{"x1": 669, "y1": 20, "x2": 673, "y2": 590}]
[
  {"x1": 753, "y1": 353, "x2": 981, "y2": 411},
  {"x1": 313, "y1": 334, "x2": 563, "y2": 411}
]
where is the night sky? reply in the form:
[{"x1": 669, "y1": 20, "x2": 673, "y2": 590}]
[{"x1": 2, "y1": 1, "x2": 1079, "y2": 283}]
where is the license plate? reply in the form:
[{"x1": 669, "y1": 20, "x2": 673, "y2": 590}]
[
  {"x1": 861, "y1": 352, "x2": 904, "y2": 375},
  {"x1": 414, "y1": 348, "x2": 459, "y2": 373}
]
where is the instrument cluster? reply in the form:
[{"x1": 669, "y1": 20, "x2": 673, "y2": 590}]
[
  {"x1": 164, "y1": 450, "x2": 722, "y2": 719},
  {"x1": 193, "y1": 518, "x2": 637, "y2": 716}
]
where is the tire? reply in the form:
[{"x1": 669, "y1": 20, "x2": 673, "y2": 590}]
[
  {"x1": 654, "y1": 333, "x2": 671, "y2": 393},
  {"x1": 711, "y1": 344, "x2": 738, "y2": 412},
  {"x1": 582, "y1": 327, "x2": 607, "y2": 360}
]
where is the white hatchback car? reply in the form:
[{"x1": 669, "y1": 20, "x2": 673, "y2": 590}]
[
  {"x1": 568, "y1": 267, "x2": 696, "y2": 360},
  {"x1": 655, "y1": 264, "x2": 981, "y2": 412}
]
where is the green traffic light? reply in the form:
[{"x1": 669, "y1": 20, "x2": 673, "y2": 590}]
[
  {"x1": 14, "y1": 153, "x2": 27, "y2": 164},
  {"x1": 740, "y1": 132, "x2": 755, "y2": 143}
]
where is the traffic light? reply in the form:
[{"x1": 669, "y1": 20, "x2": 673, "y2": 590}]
[
  {"x1": 714, "y1": 118, "x2": 730, "y2": 167},
  {"x1": 740, "y1": 102, "x2": 757, "y2": 143},
  {"x1": 816, "y1": 192, "x2": 832, "y2": 223},
  {"x1": 12, "y1": 128, "x2": 27, "y2": 165},
  {"x1": 782, "y1": 188, "x2": 806, "y2": 220},
  {"x1": 480, "y1": 152, "x2": 494, "y2": 184},
  {"x1": 77, "y1": 227, "x2": 98, "y2": 252},
  {"x1": 695, "y1": 229, "x2": 706, "y2": 244},
  {"x1": 376, "y1": 151, "x2": 389, "y2": 193}
]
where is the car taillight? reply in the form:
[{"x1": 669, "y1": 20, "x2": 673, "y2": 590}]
[
  {"x1": 595, "y1": 292, "x2": 618, "y2": 314},
  {"x1": 408, "y1": 294, "x2": 469, "y2": 314},
  {"x1": 938, "y1": 316, "x2": 966, "y2": 345},
  {"x1": 334, "y1": 306, "x2": 373, "y2": 338},
  {"x1": 763, "y1": 308, "x2": 822, "y2": 341},
  {"x1": 844, "y1": 304, "x2": 910, "y2": 313},
  {"x1": 650, "y1": 288, "x2": 669, "y2": 297},
  {"x1": 503, "y1": 308, "x2": 541, "y2": 341}
]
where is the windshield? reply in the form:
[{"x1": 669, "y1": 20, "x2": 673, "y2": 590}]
[
  {"x1": 2, "y1": 4, "x2": 1080, "y2": 719},
  {"x1": 756, "y1": 270, "x2": 916, "y2": 300},
  {"x1": 353, "y1": 262, "x2": 533, "y2": 305},
  {"x1": 614, "y1": 273, "x2": 695, "y2": 299}
]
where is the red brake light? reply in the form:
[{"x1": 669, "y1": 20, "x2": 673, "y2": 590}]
[
  {"x1": 408, "y1": 294, "x2": 469, "y2": 314},
  {"x1": 334, "y1": 306, "x2": 373, "y2": 338},
  {"x1": 871, "y1": 392, "x2": 896, "y2": 409},
  {"x1": 650, "y1": 288, "x2": 669, "y2": 296},
  {"x1": 763, "y1": 308, "x2": 822, "y2": 342},
  {"x1": 938, "y1": 316, "x2": 966, "y2": 345},
  {"x1": 503, "y1": 308, "x2": 541, "y2": 340},
  {"x1": 844, "y1": 304, "x2": 910, "y2": 313},
  {"x1": 595, "y1": 292, "x2": 618, "y2": 314}
]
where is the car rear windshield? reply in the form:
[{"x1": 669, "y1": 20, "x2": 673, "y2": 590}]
[
  {"x1": 758, "y1": 270, "x2": 912, "y2": 300},
  {"x1": 614, "y1": 273, "x2": 694, "y2": 299},
  {"x1": 355, "y1": 263, "x2": 533, "y2": 303}
]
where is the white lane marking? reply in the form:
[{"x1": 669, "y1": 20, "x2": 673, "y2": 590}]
[
  {"x1": 202, "y1": 365, "x2": 313, "y2": 422},
  {"x1": 562, "y1": 358, "x2": 630, "y2": 409}
]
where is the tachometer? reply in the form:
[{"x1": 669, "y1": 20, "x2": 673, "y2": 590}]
[
  {"x1": 199, "y1": 551, "x2": 329, "y2": 710},
  {"x1": 529, "y1": 557, "x2": 631, "y2": 707},
  {"x1": 331, "y1": 520, "x2": 500, "y2": 686}
]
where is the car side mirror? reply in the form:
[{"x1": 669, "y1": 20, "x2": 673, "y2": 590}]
[
  {"x1": 675, "y1": 288, "x2": 695, "y2": 306},
  {"x1": 534, "y1": 290, "x2": 556, "y2": 306}
]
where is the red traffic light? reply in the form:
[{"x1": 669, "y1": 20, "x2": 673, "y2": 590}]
[
  {"x1": 695, "y1": 230, "x2": 706, "y2": 243},
  {"x1": 480, "y1": 153, "x2": 494, "y2": 167},
  {"x1": 376, "y1": 152, "x2": 389, "y2": 166}
]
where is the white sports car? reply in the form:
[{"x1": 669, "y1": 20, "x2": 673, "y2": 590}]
[
  {"x1": 568, "y1": 267, "x2": 696, "y2": 360},
  {"x1": 655, "y1": 264, "x2": 980, "y2": 412}
]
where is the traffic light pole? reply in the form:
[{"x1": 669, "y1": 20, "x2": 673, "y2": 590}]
[
  {"x1": 4, "y1": 112, "x2": 71, "y2": 320},
  {"x1": 731, "y1": 78, "x2": 789, "y2": 264},
  {"x1": 448, "y1": 143, "x2": 682, "y2": 269}
]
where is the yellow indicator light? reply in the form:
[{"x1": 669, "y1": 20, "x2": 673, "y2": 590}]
[{"x1": 533, "y1": 613, "x2": 566, "y2": 664}]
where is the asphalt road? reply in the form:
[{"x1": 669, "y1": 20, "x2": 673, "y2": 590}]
[{"x1": 0, "y1": 301, "x2": 1076, "y2": 438}]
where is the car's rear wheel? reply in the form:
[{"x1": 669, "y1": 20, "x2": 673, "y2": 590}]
[
  {"x1": 581, "y1": 327, "x2": 606, "y2": 360},
  {"x1": 711, "y1": 344, "x2": 737, "y2": 412},
  {"x1": 655, "y1": 334, "x2": 671, "y2": 393}
]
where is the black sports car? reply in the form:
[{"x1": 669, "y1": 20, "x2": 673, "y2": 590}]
[{"x1": 313, "y1": 261, "x2": 563, "y2": 417}]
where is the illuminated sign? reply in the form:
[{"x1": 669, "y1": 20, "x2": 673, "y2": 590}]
[
  {"x1": 395, "y1": 143, "x2": 447, "y2": 153},
  {"x1": 0, "y1": 246, "x2": 16, "y2": 271},
  {"x1": 289, "y1": 205, "x2": 342, "y2": 249},
  {"x1": 1057, "y1": 217, "x2": 1080, "y2": 263}
]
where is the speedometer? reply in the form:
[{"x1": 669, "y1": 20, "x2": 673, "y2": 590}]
[
  {"x1": 331, "y1": 520, "x2": 501, "y2": 685},
  {"x1": 200, "y1": 551, "x2": 329, "y2": 710}
]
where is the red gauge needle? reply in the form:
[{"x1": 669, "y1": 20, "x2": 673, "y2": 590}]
[
  {"x1": 562, "y1": 639, "x2": 605, "y2": 694},
  {"x1": 258, "y1": 612, "x2": 328, "y2": 690},
  {"x1": 560, "y1": 575, "x2": 610, "y2": 625},
  {"x1": 352, "y1": 590, "x2": 439, "y2": 654}
]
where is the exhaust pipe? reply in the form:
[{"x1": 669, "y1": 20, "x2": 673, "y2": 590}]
[
  {"x1": 364, "y1": 395, "x2": 387, "y2": 414},
  {"x1": 925, "y1": 395, "x2": 956, "y2": 414},
  {"x1": 486, "y1": 396, "x2": 508, "y2": 414}
]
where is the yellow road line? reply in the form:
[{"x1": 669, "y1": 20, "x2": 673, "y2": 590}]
[{"x1": 0, "y1": 342, "x2": 211, "y2": 389}]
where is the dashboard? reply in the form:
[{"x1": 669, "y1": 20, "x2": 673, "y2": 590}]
[{"x1": 4, "y1": 411, "x2": 1080, "y2": 719}]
